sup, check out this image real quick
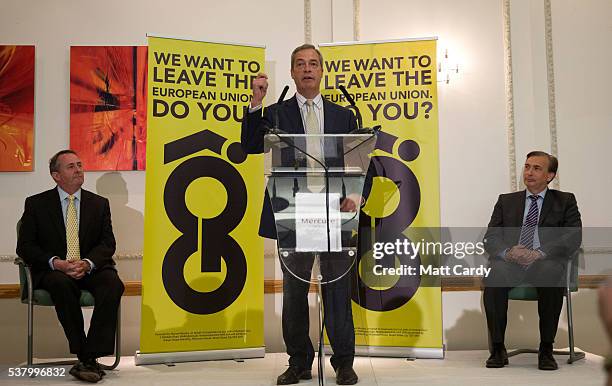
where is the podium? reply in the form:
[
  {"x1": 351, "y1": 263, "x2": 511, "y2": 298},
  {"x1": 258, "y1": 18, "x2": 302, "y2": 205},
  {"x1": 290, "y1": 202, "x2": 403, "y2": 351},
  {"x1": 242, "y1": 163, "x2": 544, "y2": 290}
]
[{"x1": 264, "y1": 132, "x2": 376, "y2": 384}]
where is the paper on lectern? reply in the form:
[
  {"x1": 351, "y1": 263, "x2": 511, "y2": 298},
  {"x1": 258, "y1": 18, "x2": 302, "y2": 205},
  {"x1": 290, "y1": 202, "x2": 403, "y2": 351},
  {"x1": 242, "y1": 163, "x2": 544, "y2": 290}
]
[{"x1": 295, "y1": 193, "x2": 342, "y2": 252}]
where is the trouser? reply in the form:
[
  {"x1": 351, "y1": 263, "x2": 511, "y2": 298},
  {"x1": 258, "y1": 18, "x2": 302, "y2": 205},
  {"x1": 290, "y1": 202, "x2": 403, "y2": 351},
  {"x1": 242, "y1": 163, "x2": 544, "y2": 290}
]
[
  {"x1": 281, "y1": 253, "x2": 355, "y2": 370},
  {"x1": 483, "y1": 258, "x2": 565, "y2": 347},
  {"x1": 38, "y1": 267, "x2": 124, "y2": 360}
]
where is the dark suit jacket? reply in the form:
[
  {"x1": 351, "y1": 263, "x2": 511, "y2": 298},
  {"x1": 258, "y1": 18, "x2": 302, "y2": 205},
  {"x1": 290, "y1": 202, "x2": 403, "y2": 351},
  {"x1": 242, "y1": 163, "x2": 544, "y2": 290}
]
[
  {"x1": 16, "y1": 188, "x2": 116, "y2": 287},
  {"x1": 483, "y1": 189, "x2": 582, "y2": 261},
  {"x1": 241, "y1": 95, "x2": 357, "y2": 238}
]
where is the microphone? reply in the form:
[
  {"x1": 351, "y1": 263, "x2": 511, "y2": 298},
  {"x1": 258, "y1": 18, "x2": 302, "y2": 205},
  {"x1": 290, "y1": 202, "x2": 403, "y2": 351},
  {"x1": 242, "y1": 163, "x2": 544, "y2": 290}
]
[
  {"x1": 263, "y1": 85, "x2": 295, "y2": 153},
  {"x1": 338, "y1": 85, "x2": 363, "y2": 129},
  {"x1": 272, "y1": 85, "x2": 290, "y2": 133},
  {"x1": 278, "y1": 85, "x2": 290, "y2": 105},
  {"x1": 350, "y1": 125, "x2": 382, "y2": 135},
  {"x1": 338, "y1": 85, "x2": 356, "y2": 105}
]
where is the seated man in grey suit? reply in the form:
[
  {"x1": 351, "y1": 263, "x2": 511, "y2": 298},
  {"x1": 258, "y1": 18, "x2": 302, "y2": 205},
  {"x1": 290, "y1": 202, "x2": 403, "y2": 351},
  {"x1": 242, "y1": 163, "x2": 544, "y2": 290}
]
[
  {"x1": 483, "y1": 151, "x2": 581, "y2": 370},
  {"x1": 17, "y1": 150, "x2": 124, "y2": 383}
]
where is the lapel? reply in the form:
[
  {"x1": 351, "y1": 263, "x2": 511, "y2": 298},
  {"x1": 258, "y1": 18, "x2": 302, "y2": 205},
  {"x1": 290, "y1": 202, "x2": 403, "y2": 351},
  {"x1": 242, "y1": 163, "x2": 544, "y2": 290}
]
[
  {"x1": 513, "y1": 190, "x2": 527, "y2": 227},
  {"x1": 79, "y1": 189, "x2": 92, "y2": 244},
  {"x1": 47, "y1": 188, "x2": 66, "y2": 241},
  {"x1": 323, "y1": 99, "x2": 337, "y2": 134},
  {"x1": 283, "y1": 96, "x2": 305, "y2": 134},
  {"x1": 539, "y1": 189, "x2": 554, "y2": 225}
]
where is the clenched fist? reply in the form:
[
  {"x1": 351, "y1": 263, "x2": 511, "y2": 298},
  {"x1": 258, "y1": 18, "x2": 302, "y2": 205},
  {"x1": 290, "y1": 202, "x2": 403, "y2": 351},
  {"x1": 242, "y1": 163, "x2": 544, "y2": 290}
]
[{"x1": 251, "y1": 73, "x2": 268, "y2": 108}]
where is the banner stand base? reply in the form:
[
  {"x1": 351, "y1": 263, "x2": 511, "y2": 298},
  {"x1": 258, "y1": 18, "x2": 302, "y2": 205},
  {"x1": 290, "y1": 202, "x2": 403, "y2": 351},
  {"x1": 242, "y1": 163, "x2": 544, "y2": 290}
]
[
  {"x1": 135, "y1": 347, "x2": 265, "y2": 366},
  {"x1": 324, "y1": 345, "x2": 444, "y2": 359}
]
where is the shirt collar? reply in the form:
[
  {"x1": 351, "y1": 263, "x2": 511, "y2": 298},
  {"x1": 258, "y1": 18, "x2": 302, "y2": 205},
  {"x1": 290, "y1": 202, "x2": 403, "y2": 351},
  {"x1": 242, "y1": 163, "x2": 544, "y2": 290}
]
[
  {"x1": 57, "y1": 186, "x2": 81, "y2": 202},
  {"x1": 526, "y1": 187, "x2": 547, "y2": 200},
  {"x1": 295, "y1": 92, "x2": 323, "y2": 109}
]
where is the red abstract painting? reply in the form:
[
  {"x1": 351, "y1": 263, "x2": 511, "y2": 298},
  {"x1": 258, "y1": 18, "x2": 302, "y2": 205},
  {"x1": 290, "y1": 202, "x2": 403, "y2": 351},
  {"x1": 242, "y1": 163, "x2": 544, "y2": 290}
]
[
  {"x1": 0, "y1": 45, "x2": 34, "y2": 172},
  {"x1": 70, "y1": 46, "x2": 147, "y2": 171}
]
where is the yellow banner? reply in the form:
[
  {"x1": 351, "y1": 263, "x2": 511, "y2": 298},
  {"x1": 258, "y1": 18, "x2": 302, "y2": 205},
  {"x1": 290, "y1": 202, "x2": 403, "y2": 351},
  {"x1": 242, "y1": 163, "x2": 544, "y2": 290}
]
[
  {"x1": 141, "y1": 36, "x2": 265, "y2": 353},
  {"x1": 320, "y1": 39, "x2": 442, "y2": 350}
]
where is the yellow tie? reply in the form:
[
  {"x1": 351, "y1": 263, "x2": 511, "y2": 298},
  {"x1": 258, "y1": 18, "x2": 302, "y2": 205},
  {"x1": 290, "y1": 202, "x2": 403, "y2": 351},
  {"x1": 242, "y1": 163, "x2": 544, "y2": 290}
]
[
  {"x1": 66, "y1": 195, "x2": 80, "y2": 261},
  {"x1": 305, "y1": 99, "x2": 319, "y2": 135},
  {"x1": 305, "y1": 99, "x2": 324, "y2": 191}
]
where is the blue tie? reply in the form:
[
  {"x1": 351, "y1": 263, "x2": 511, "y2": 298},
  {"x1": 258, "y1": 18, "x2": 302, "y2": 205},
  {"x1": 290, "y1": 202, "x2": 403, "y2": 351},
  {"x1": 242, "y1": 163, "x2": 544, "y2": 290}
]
[{"x1": 519, "y1": 195, "x2": 539, "y2": 249}]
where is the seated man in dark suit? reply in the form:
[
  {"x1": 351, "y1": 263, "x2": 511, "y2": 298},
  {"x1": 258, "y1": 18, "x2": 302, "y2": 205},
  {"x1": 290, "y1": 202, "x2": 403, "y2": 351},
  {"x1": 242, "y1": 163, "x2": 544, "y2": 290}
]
[
  {"x1": 16, "y1": 150, "x2": 124, "y2": 383},
  {"x1": 241, "y1": 44, "x2": 358, "y2": 385},
  {"x1": 483, "y1": 151, "x2": 581, "y2": 370}
]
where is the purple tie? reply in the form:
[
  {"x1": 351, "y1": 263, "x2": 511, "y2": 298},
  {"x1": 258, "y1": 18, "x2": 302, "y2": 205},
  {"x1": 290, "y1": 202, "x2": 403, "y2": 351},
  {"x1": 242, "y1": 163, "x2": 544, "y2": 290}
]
[{"x1": 519, "y1": 195, "x2": 539, "y2": 249}]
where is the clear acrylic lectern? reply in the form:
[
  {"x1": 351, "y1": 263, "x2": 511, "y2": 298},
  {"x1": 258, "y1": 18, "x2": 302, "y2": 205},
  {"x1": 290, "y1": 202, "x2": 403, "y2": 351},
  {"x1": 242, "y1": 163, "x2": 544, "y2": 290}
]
[{"x1": 264, "y1": 132, "x2": 376, "y2": 385}]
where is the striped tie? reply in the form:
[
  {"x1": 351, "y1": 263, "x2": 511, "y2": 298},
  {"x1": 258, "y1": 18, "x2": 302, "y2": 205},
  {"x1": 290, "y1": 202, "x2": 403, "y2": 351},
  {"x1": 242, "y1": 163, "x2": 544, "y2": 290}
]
[
  {"x1": 66, "y1": 195, "x2": 81, "y2": 261},
  {"x1": 518, "y1": 195, "x2": 539, "y2": 250}
]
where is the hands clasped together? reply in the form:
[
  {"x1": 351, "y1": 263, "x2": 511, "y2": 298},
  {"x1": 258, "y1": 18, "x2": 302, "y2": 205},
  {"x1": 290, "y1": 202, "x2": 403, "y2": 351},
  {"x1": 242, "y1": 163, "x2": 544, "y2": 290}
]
[
  {"x1": 504, "y1": 245, "x2": 543, "y2": 267},
  {"x1": 53, "y1": 259, "x2": 91, "y2": 280}
]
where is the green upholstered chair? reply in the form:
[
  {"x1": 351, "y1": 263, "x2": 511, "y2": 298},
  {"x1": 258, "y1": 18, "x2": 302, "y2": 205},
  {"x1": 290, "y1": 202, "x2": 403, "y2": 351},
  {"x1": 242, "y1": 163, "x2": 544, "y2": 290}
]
[
  {"x1": 506, "y1": 255, "x2": 585, "y2": 364},
  {"x1": 14, "y1": 221, "x2": 121, "y2": 369}
]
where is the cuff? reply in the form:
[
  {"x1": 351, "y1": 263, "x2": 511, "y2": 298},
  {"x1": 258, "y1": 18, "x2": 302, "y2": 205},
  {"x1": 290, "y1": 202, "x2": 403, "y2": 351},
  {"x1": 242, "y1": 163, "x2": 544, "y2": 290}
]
[
  {"x1": 249, "y1": 104, "x2": 263, "y2": 113},
  {"x1": 83, "y1": 258, "x2": 95, "y2": 274},
  {"x1": 48, "y1": 256, "x2": 58, "y2": 270}
]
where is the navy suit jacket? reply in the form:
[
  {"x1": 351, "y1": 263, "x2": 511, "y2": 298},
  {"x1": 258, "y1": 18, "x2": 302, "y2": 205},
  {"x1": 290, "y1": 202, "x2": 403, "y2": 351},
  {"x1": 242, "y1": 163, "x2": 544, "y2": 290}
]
[
  {"x1": 483, "y1": 189, "x2": 582, "y2": 261},
  {"x1": 241, "y1": 95, "x2": 357, "y2": 238},
  {"x1": 16, "y1": 188, "x2": 117, "y2": 287}
]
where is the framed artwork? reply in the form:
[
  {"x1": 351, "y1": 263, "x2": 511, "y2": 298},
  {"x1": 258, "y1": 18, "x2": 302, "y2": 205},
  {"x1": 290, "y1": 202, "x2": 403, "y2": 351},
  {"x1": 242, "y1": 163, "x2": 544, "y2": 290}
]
[
  {"x1": 70, "y1": 46, "x2": 147, "y2": 170},
  {"x1": 0, "y1": 45, "x2": 34, "y2": 171}
]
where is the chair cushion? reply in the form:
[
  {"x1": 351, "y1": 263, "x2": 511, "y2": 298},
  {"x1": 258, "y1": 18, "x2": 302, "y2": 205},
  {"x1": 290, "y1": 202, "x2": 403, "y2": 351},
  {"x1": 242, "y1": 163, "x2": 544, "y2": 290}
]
[
  {"x1": 508, "y1": 285, "x2": 576, "y2": 300},
  {"x1": 508, "y1": 286, "x2": 539, "y2": 300},
  {"x1": 23, "y1": 289, "x2": 95, "y2": 307},
  {"x1": 78, "y1": 290, "x2": 96, "y2": 306}
]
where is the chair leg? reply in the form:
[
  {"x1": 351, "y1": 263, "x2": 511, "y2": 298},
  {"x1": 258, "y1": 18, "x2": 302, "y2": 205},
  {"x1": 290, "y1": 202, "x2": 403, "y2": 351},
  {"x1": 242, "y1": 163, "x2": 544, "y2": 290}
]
[
  {"x1": 488, "y1": 313, "x2": 539, "y2": 357},
  {"x1": 507, "y1": 348, "x2": 538, "y2": 357},
  {"x1": 111, "y1": 303, "x2": 121, "y2": 369},
  {"x1": 27, "y1": 298, "x2": 33, "y2": 367},
  {"x1": 25, "y1": 295, "x2": 78, "y2": 367},
  {"x1": 100, "y1": 302, "x2": 121, "y2": 370},
  {"x1": 565, "y1": 287, "x2": 585, "y2": 364},
  {"x1": 504, "y1": 289, "x2": 587, "y2": 363}
]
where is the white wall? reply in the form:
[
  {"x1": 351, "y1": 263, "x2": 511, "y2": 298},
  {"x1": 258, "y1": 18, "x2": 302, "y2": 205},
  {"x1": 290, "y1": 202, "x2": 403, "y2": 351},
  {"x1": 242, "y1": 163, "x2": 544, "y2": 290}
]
[
  {"x1": 0, "y1": 0, "x2": 610, "y2": 365},
  {"x1": 361, "y1": 0, "x2": 509, "y2": 227},
  {"x1": 551, "y1": 0, "x2": 612, "y2": 227}
]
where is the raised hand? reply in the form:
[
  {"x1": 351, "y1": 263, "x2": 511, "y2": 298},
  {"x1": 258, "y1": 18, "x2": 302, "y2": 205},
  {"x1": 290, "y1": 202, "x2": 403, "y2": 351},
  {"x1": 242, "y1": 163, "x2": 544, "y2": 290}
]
[{"x1": 251, "y1": 73, "x2": 268, "y2": 108}]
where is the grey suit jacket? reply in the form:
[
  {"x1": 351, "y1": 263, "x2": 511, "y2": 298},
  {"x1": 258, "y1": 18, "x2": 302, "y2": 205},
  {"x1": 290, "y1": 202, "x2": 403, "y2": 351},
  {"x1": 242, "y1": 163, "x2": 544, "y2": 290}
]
[{"x1": 483, "y1": 189, "x2": 582, "y2": 261}]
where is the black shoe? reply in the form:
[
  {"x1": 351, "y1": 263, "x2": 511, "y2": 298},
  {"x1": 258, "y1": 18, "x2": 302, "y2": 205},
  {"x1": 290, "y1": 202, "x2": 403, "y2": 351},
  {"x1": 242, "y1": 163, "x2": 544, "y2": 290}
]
[
  {"x1": 69, "y1": 362, "x2": 101, "y2": 383},
  {"x1": 336, "y1": 366, "x2": 358, "y2": 385},
  {"x1": 83, "y1": 359, "x2": 106, "y2": 378},
  {"x1": 276, "y1": 366, "x2": 312, "y2": 385},
  {"x1": 485, "y1": 346, "x2": 508, "y2": 368},
  {"x1": 538, "y1": 349, "x2": 558, "y2": 370}
]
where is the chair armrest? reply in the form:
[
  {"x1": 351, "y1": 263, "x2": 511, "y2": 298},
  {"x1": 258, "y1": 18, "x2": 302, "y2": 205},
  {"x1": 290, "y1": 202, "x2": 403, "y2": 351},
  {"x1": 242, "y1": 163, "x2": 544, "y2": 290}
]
[{"x1": 13, "y1": 257, "x2": 33, "y2": 302}]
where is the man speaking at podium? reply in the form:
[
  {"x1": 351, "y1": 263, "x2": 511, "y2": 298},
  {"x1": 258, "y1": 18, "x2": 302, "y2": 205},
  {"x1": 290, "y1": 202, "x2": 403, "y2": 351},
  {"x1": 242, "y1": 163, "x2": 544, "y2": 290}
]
[{"x1": 241, "y1": 44, "x2": 358, "y2": 385}]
